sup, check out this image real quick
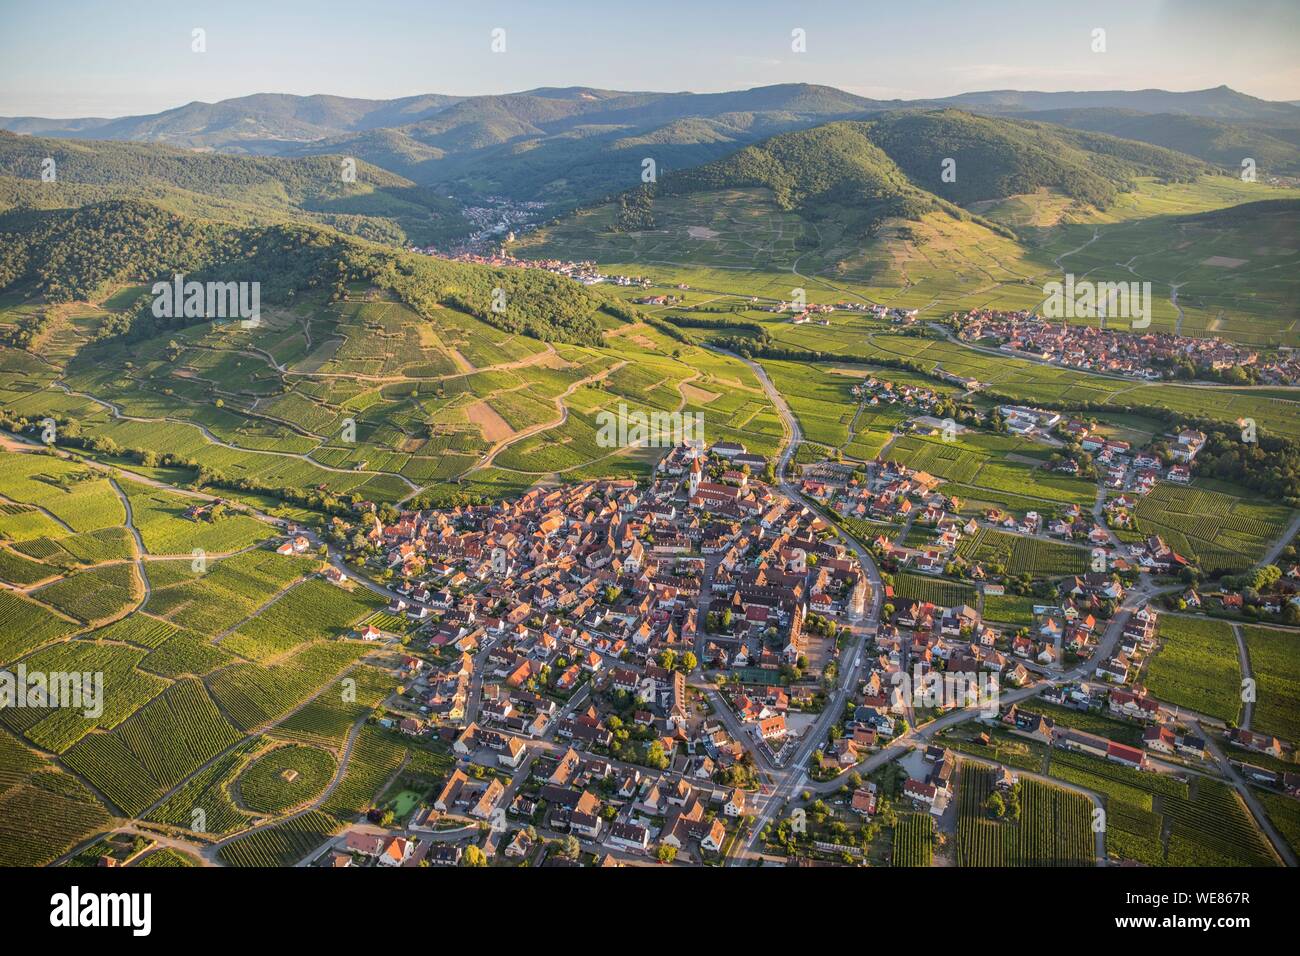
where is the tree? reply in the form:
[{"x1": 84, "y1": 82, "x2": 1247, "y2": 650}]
[
  {"x1": 656, "y1": 844, "x2": 677, "y2": 864},
  {"x1": 461, "y1": 845, "x2": 487, "y2": 867},
  {"x1": 985, "y1": 792, "x2": 1006, "y2": 819}
]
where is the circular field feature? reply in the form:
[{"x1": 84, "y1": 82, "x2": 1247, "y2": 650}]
[{"x1": 237, "y1": 745, "x2": 337, "y2": 814}]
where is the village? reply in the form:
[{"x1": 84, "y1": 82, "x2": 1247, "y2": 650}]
[
  {"x1": 951, "y1": 308, "x2": 1300, "y2": 385},
  {"x1": 284, "y1": 409, "x2": 1297, "y2": 867},
  {"x1": 287, "y1": 437, "x2": 881, "y2": 866}
]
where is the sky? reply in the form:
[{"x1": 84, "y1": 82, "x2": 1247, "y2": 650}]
[{"x1": 1, "y1": 0, "x2": 1297, "y2": 117}]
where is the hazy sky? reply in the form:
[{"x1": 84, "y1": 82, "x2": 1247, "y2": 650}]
[{"x1": 2, "y1": 0, "x2": 1297, "y2": 116}]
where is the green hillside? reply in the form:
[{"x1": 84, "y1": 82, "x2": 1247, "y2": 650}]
[
  {"x1": 662, "y1": 111, "x2": 1207, "y2": 224},
  {"x1": 1021, "y1": 108, "x2": 1300, "y2": 175},
  {"x1": 0, "y1": 132, "x2": 468, "y2": 245},
  {"x1": 0, "y1": 199, "x2": 608, "y2": 345}
]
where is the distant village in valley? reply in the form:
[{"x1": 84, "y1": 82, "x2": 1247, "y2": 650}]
[{"x1": 952, "y1": 309, "x2": 1300, "y2": 385}]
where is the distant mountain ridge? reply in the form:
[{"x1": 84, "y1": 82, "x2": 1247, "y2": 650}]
[
  {"x1": 934, "y1": 85, "x2": 1300, "y2": 122},
  {"x1": 1015, "y1": 108, "x2": 1300, "y2": 175},
  {"x1": 3, "y1": 83, "x2": 1292, "y2": 209},
  {"x1": 5, "y1": 84, "x2": 1294, "y2": 149}
]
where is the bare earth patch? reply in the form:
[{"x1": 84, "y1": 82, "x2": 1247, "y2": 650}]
[
  {"x1": 293, "y1": 338, "x2": 342, "y2": 373},
  {"x1": 1201, "y1": 256, "x2": 1248, "y2": 268},
  {"x1": 687, "y1": 225, "x2": 720, "y2": 240},
  {"x1": 467, "y1": 400, "x2": 516, "y2": 443},
  {"x1": 445, "y1": 347, "x2": 474, "y2": 373},
  {"x1": 679, "y1": 382, "x2": 721, "y2": 403},
  {"x1": 532, "y1": 350, "x2": 576, "y2": 370}
]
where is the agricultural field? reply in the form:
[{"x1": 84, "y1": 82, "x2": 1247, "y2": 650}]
[
  {"x1": 0, "y1": 545, "x2": 56, "y2": 585},
  {"x1": 957, "y1": 527, "x2": 1089, "y2": 577},
  {"x1": 891, "y1": 814, "x2": 935, "y2": 867},
  {"x1": 219, "y1": 577, "x2": 383, "y2": 662},
  {"x1": 12, "y1": 526, "x2": 135, "y2": 569},
  {"x1": 0, "y1": 589, "x2": 79, "y2": 663},
  {"x1": 752, "y1": 313, "x2": 1300, "y2": 442},
  {"x1": 1254, "y1": 788, "x2": 1300, "y2": 859},
  {"x1": 31, "y1": 561, "x2": 142, "y2": 624},
  {"x1": 118, "y1": 479, "x2": 271, "y2": 555},
  {"x1": 0, "y1": 451, "x2": 125, "y2": 533},
  {"x1": 980, "y1": 592, "x2": 1039, "y2": 627},
  {"x1": 888, "y1": 433, "x2": 1096, "y2": 508},
  {"x1": 136, "y1": 848, "x2": 201, "y2": 867},
  {"x1": 0, "y1": 729, "x2": 112, "y2": 867},
  {"x1": 1239, "y1": 625, "x2": 1300, "y2": 742},
  {"x1": 1046, "y1": 748, "x2": 1277, "y2": 866},
  {"x1": 215, "y1": 809, "x2": 341, "y2": 868},
  {"x1": 317, "y1": 725, "x2": 407, "y2": 821},
  {"x1": 147, "y1": 738, "x2": 263, "y2": 836},
  {"x1": 940, "y1": 725, "x2": 1048, "y2": 773},
  {"x1": 1034, "y1": 702, "x2": 1145, "y2": 748},
  {"x1": 236, "y1": 743, "x2": 337, "y2": 814},
  {"x1": 956, "y1": 764, "x2": 1095, "y2": 866},
  {"x1": 1142, "y1": 615, "x2": 1242, "y2": 724},
  {"x1": 143, "y1": 547, "x2": 317, "y2": 640},
  {"x1": 61, "y1": 678, "x2": 243, "y2": 817},
  {"x1": 206, "y1": 641, "x2": 367, "y2": 732},
  {"x1": 1133, "y1": 482, "x2": 1293, "y2": 575},
  {"x1": 272, "y1": 665, "x2": 395, "y2": 750},
  {"x1": 890, "y1": 572, "x2": 978, "y2": 608},
  {"x1": 4, "y1": 287, "x2": 786, "y2": 511},
  {"x1": 0, "y1": 641, "x2": 167, "y2": 753}
]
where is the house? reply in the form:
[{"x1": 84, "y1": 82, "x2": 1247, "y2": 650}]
[
  {"x1": 1107, "y1": 741, "x2": 1147, "y2": 770},
  {"x1": 427, "y1": 844, "x2": 462, "y2": 867},
  {"x1": 850, "y1": 783, "x2": 877, "y2": 816},
  {"x1": 1142, "y1": 724, "x2": 1177, "y2": 754},
  {"x1": 1109, "y1": 687, "x2": 1160, "y2": 721},
  {"x1": 344, "y1": 831, "x2": 385, "y2": 857},
  {"x1": 378, "y1": 837, "x2": 414, "y2": 867},
  {"x1": 505, "y1": 829, "x2": 534, "y2": 859},
  {"x1": 903, "y1": 778, "x2": 936, "y2": 806},
  {"x1": 724, "y1": 789, "x2": 748, "y2": 817},
  {"x1": 758, "y1": 714, "x2": 787, "y2": 741},
  {"x1": 607, "y1": 821, "x2": 650, "y2": 852},
  {"x1": 497, "y1": 736, "x2": 528, "y2": 769},
  {"x1": 700, "y1": 819, "x2": 727, "y2": 854},
  {"x1": 1230, "y1": 729, "x2": 1284, "y2": 758}
]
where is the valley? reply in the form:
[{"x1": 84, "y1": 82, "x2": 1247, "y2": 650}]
[{"x1": 2, "y1": 64, "x2": 1299, "y2": 882}]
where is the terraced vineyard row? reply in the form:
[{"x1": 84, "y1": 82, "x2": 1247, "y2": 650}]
[
  {"x1": 892, "y1": 813, "x2": 935, "y2": 866},
  {"x1": 957, "y1": 764, "x2": 1094, "y2": 866}
]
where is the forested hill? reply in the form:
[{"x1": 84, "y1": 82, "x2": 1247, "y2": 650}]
[
  {"x1": 1017, "y1": 108, "x2": 1300, "y2": 175},
  {"x1": 655, "y1": 110, "x2": 1210, "y2": 232},
  {"x1": 0, "y1": 131, "x2": 468, "y2": 246},
  {"x1": 0, "y1": 199, "x2": 609, "y2": 345},
  {"x1": 658, "y1": 120, "x2": 946, "y2": 235}
]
